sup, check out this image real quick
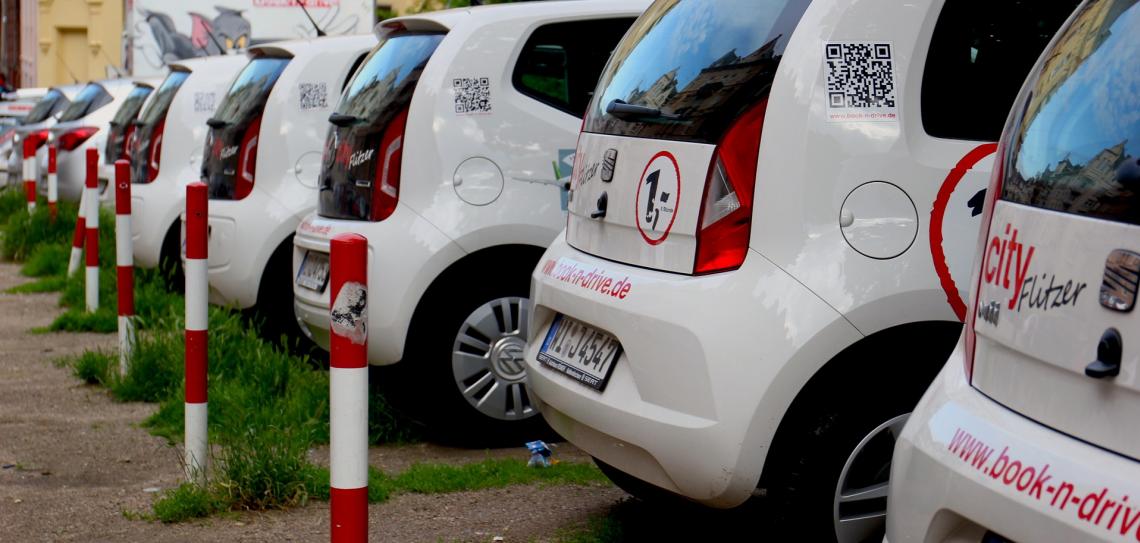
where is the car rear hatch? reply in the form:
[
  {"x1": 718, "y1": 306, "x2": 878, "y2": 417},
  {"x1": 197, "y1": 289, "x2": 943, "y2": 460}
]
[
  {"x1": 970, "y1": 0, "x2": 1140, "y2": 461},
  {"x1": 131, "y1": 69, "x2": 190, "y2": 184},
  {"x1": 316, "y1": 25, "x2": 445, "y2": 222},
  {"x1": 202, "y1": 53, "x2": 291, "y2": 200},
  {"x1": 20, "y1": 88, "x2": 67, "y2": 126},
  {"x1": 55, "y1": 82, "x2": 113, "y2": 124},
  {"x1": 565, "y1": 0, "x2": 810, "y2": 275},
  {"x1": 105, "y1": 83, "x2": 153, "y2": 164}
]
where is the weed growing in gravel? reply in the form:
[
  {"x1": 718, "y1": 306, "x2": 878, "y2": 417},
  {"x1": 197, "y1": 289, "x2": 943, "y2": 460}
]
[
  {"x1": 0, "y1": 199, "x2": 83, "y2": 261},
  {"x1": 21, "y1": 243, "x2": 69, "y2": 277},
  {"x1": 71, "y1": 350, "x2": 114, "y2": 385},
  {"x1": 7, "y1": 275, "x2": 66, "y2": 293},
  {"x1": 151, "y1": 482, "x2": 227, "y2": 523}
]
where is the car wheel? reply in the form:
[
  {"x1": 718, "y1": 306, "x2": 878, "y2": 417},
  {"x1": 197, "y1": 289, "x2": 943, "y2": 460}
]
[
  {"x1": 761, "y1": 369, "x2": 929, "y2": 543},
  {"x1": 402, "y1": 273, "x2": 550, "y2": 447}
]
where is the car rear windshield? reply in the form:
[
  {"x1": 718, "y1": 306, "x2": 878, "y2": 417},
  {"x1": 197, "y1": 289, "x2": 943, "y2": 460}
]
[
  {"x1": 58, "y1": 83, "x2": 113, "y2": 122},
  {"x1": 111, "y1": 85, "x2": 153, "y2": 125},
  {"x1": 583, "y1": 0, "x2": 810, "y2": 144},
  {"x1": 22, "y1": 89, "x2": 65, "y2": 125},
  {"x1": 1001, "y1": 0, "x2": 1140, "y2": 226},
  {"x1": 317, "y1": 31, "x2": 445, "y2": 221},
  {"x1": 138, "y1": 70, "x2": 189, "y2": 126},
  {"x1": 213, "y1": 56, "x2": 290, "y2": 125}
]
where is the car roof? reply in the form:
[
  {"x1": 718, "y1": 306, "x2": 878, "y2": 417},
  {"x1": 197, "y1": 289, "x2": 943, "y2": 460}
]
[
  {"x1": 248, "y1": 33, "x2": 376, "y2": 59},
  {"x1": 169, "y1": 53, "x2": 250, "y2": 74},
  {"x1": 378, "y1": 0, "x2": 651, "y2": 35}
]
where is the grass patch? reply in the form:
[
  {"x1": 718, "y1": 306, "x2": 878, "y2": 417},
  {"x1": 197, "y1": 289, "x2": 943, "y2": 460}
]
[
  {"x1": 151, "y1": 482, "x2": 227, "y2": 523},
  {"x1": 49, "y1": 306, "x2": 118, "y2": 333},
  {"x1": 393, "y1": 458, "x2": 609, "y2": 494},
  {"x1": 553, "y1": 514, "x2": 626, "y2": 543},
  {"x1": 21, "y1": 243, "x2": 70, "y2": 277},
  {"x1": 71, "y1": 350, "x2": 114, "y2": 385},
  {"x1": 7, "y1": 274, "x2": 66, "y2": 293}
]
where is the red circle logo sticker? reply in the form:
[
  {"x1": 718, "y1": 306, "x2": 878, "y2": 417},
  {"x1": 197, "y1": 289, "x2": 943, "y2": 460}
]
[{"x1": 635, "y1": 151, "x2": 681, "y2": 245}]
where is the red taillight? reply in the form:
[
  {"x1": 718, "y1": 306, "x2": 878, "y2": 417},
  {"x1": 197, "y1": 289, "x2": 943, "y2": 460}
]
[
  {"x1": 693, "y1": 99, "x2": 767, "y2": 274},
  {"x1": 234, "y1": 115, "x2": 262, "y2": 200},
  {"x1": 145, "y1": 118, "x2": 166, "y2": 183},
  {"x1": 58, "y1": 126, "x2": 98, "y2": 151},
  {"x1": 23, "y1": 129, "x2": 48, "y2": 152},
  {"x1": 122, "y1": 124, "x2": 136, "y2": 160},
  {"x1": 370, "y1": 108, "x2": 408, "y2": 222},
  {"x1": 964, "y1": 140, "x2": 1007, "y2": 382}
]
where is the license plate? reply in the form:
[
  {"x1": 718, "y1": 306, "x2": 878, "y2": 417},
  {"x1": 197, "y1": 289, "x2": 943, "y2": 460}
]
[
  {"x1": 296, "y1": 251, "x2": 330, "y2": 292},
  {"x1": 537, "y1": 315, "x2": 622, "y2": 392}
]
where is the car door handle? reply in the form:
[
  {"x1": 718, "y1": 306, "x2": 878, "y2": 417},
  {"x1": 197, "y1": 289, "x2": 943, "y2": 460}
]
[
  {"x1": 1085, "y1": 328, "x2": 1123, "y2": 379},
  {"x1": 590, "y1": 191, "x2": 608, "y2": 219}
]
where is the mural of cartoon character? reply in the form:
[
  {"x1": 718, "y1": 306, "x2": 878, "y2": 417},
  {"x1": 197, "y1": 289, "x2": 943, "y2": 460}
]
[{"x1": 140, "y1": 6, "x2": 253, "y2": 63}]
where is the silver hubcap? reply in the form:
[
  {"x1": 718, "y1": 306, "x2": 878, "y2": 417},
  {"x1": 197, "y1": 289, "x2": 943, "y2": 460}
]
[
  {"x1": 451, "y1": 296, "x2": 537, "y2": 421},
  {"x1": 833, "y1": 413, "x2": 909, "y2": 543}
]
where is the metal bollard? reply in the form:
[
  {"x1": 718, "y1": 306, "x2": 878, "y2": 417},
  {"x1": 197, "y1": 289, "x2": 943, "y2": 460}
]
[
  {"x1": 329, "y1": 233, "x2": 369, "y2": 543},
  {"x1": 47, "y1": 145, "x2": 57, "y2": 220},
  {"x1": 114, "y1": 160, "x2": 135, "y2": 376},
  {"x1": 22, "y1": 139, "x2": 35, "y2": 212},
  {"x1": 84, "y1": 149, "x2": 99, "y2": 312},
  {"x1": 184, "y1": 182, "x2": 209, "y2": 483}
]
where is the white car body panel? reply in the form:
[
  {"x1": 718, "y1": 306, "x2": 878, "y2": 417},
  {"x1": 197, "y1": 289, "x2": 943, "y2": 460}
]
[
  {"x1": 204, "y1": 35, "x2": 376, "y2": 309},
  {"x1": 131, "y1": 55, "x2": 247, "y2": 269},
  {"x1": 3, "y1": 85, "x2": 83, "y2": 187}
]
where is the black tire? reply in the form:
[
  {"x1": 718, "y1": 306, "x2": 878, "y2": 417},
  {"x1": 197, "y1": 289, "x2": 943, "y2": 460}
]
[
  {"x1": 158, "y1": 221, "x2": 184, "y2": 291},
  {"x1": 253, "y1": 236, "x2": 322, "y2": 361},
  {"x1": 759, "y1": 324, "x2": 955, "y2": 543},
  {"x1": 396, "y1": 247, "x2": 554, "y2": 447}
]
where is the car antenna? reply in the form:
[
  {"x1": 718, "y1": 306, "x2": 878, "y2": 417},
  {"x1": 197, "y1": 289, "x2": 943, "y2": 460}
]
[{"x1": 297, "y1": 0, "x2": 327, "y2": 37}]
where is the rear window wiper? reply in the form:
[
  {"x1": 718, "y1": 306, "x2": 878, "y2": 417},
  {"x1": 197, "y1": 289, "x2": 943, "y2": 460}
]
[
  {"x1": 328, "y1": 113, "x2": 364, "y2": 127},
  {"x1": 606, "y1": 99, "x2": 681, "y2": 121},
  {"x1": 206, "y1": 117, "x2": 230, "y2": 129}
]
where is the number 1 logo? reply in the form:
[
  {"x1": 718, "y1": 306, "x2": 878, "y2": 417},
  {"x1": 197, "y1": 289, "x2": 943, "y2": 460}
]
[{"x1": 636, "y1": 151, "x2": 680, "y2": 245}]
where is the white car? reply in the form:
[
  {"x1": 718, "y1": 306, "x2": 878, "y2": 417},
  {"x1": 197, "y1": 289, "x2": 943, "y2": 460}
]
[
  {"x1": 129, "y1": 55, "x2": 248, "y2": 272},
  {"x1": 4, "y1": 85, "x2": 81, "y2": 187},
  {"x1": 200, "y1": 35, "x2": 376, "y2": 342},
  {"x1": 45, "y1": 79, "x2": 154, "y2": 202},
  {"x1": 291, "y1": 0, "x2": 648, "y2": 443},
  {"x1": 887, "y1": 2, "x2": 1140, "y2": 542},
  {"x1": 520, "y1": 0, "x2": 1079, "y2": 540}
]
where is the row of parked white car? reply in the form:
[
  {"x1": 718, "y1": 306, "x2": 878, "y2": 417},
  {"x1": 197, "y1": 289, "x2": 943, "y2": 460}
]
[{"x1": 7, "y1": 0, "x2": 1138, "y2": 541}]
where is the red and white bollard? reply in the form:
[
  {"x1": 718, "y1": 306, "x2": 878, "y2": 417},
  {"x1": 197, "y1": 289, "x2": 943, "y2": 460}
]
[
  {"x1": 47, "y1": 145, "x2": 58, "y2": 220},
  {"x1": 84, "y1": 149, "x2": 99, "y2": 313},
  {"x1": 114, "y1": 159, "x2": 135, "y2": 375},
  {"x1": 329, "y1": 233, "x2": 369, "y2": 542},
  {"x1": 184, "y1": 182, "x2": 209, "y2": 482},
  {"x1": 67, "y1": 187, "x2": 86, "y2": 276},
  {"x1": 22, "y1": 138, "x2": 36, "y2": 212}
]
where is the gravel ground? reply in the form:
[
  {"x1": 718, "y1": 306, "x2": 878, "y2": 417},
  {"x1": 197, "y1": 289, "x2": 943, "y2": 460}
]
[{"x1": 0, "y1": 263, "x2": 628, "y2": 542}]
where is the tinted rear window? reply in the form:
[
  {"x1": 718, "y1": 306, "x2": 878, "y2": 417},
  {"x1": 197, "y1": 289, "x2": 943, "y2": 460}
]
[
  {"x1": 22, "y1": 89, "x2": 65, "y2": 124},
  {"x1": 1001, "y1": 0, "x2": 1140, "y2": 226},
  {"x1": 922, "y1": 0, "x2": 1080, "y2": 141},
  {"x1": 584, "y1": 0, "x2": 810, "y2": 144},
  {"x1": 112, "y1": 85, "x2": 153, "y2": 125},
  {"x1": 139, "y1": 71, "x2": 189, "y2": 126},
  {"x1": 317, "y1": 32, "x2": 444, "y2": 221},
  {"x1": 58, "y1": 83, "x2": 113, "y2": 122},
  {"x1": 214, "y1": 57, "x2": 290, "y2": 125}
]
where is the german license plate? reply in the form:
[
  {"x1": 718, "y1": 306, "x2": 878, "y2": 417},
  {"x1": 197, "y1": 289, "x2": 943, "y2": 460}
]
[
  {"x1": 537, "y1": 315, "x2": 622, "y2": 392},
  {"x1": 296, "y1": 250, "x2": 330, "y2": 292}
]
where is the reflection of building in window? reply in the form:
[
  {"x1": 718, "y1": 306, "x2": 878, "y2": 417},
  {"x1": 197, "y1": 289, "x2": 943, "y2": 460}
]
[
  {"x1": 598, "y1": 37, "x2": 779, "y2": 139},
  {"x1": 1008, "y1": 140, "x2": 1136, "y2": 220}
]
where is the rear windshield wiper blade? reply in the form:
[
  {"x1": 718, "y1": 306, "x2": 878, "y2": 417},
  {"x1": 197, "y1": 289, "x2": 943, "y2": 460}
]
[
  {"x1": 328, "y1": 113, "x2": 364, "y2": 127},
  {"x1": 205, "y1": 117, "x2": 229, "y2": 129},
  {"x1": 606, "y1": 99, "x2": 681, "y2": 121}
]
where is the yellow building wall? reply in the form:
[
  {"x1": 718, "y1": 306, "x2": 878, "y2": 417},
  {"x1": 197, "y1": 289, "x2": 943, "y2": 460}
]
[{"x1": 36, "y1": 0, "x2": 123, "y2": 86}]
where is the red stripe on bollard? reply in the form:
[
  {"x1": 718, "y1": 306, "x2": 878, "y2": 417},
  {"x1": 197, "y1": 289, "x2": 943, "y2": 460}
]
[
  {"x1": 330, "y1": 234, "x2": 368, "y2": 369},
  {"x1": 72, "y1": 217, "x2": 86, "y2": 249},
  {"x1": 115, "y1": 159, "x2": 134, "y2": 317},
  {"x1": 186, "y1": 183, "x2": 207, "y2": 260},
  {"x1": 330, "y1": 487, "x2": 369, "y2": 540},
  {"x1": 84, "y1": 150, "x2": 98, "y2": 268},
  {"x1": 117, "y1": 267, "x2": 135, "y2": 315},
  {"x1": 185, "y1": 329, "x2": 208, "y2": 403},
  {"x1": 47, "y1": 145, "x2": 57, "y2": 219}
]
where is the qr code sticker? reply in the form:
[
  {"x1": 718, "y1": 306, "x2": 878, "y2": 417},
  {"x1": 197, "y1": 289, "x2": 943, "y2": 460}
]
[
  {"x1": 299, "y1": 82, "x2": 328, "y2": 110},
  {"x1": 824, "y1": 42, "x2": 898, "y2": 122},
  {"x1": 193, "y1": 92, "x2": 216, "y2": 113},
  {"x1": 453, "y1": 77, "x2": 491, "y2": 115}
]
